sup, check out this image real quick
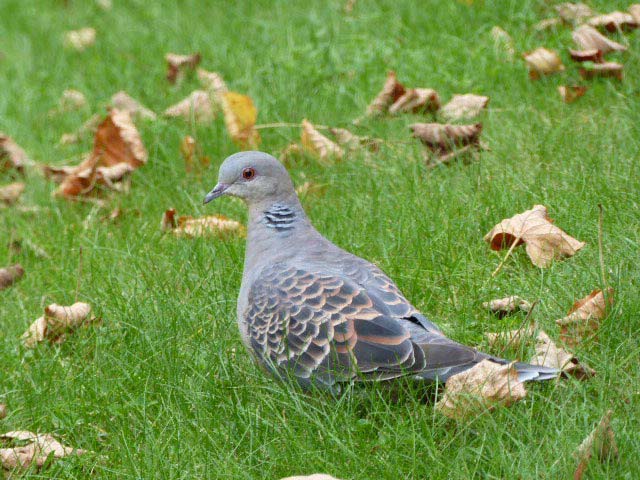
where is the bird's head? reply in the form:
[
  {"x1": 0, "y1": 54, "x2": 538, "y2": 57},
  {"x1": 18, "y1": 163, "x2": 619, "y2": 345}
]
[{"x1": 203, "y1": 151, "x2": 295, "y2": 205}]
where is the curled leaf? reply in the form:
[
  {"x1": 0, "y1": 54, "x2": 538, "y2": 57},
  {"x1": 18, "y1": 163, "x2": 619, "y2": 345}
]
[
  {"x1": 569, "y1": 49, "x2": 603, "y2": 63},
  {"x1": 220, "y1": 92, "x2": 260, "y2": 149},
  {"x1": 440, "y1": 94, "x2": 489, "y2": 121},
  {"x1": 0, "y1": 431, "x2": 86, "y2": 471},
  {"x1": 410, "y1": 122, "x2": 482, "y2": 154},
  {"x1": 111, "y1": 91, "x2": 157, "y2": 121},
  {"x1": 64, "y1": 27, "x2": 96, "y2": 51},
  {"x1": 555, "y1": 3, "x2": 593, "y2": 24},
  {"x1": 556, "y1": 288, "x2": 613, "y2": 346},
  {"x1": 484, "y1": 205, "x2": 585, "y2": 268},
  {"x1": 573, "y1": 411, "x2": 618, "y2": 480},
  {"x1": 301, "y1": 120, "x2": 344, "y2": 165},
  {"x1": 366, "y1": 71, "x2": 406, "y2": 116},
  {"x1": 161, "y1": 209, "x2": 245, "y2": 238},
  {"x1": 388, "y1": 88, "x2": 440, "y2": 114},
  {"x1": 523, "y1": 48, "x2": 565, "y2": 79},
  {"x1": 164, "y1": 90, "x2": 215, "y2": 124},
  {"x1": 572, "y1": 25, "x2": 627, "y2": 54},
  {"x1": 0, "y1": 264, "x2": 24, "y2": 290},
  {"x1": 490, "y1": 26, "x2": 515, "y2": 60},
  {"x1": 328, "y1": 127, "x2": 380, "y2": 152},
  {"x1": 558, "y1": 85, "x2": 588, "y2": 103},
  {"x1": 165, "y1": 52, "x2": 201, "y2": 84},
  {"x1": 579, "y1": 62, "x2": 623, "y2": 81},
  {"x1": 0, "y1": 182, "x2": 25, "y2": 206},
  {"x1": 435, "y1": 360, "x2": 527, "y2": 420},
  {"x1": 22, "y1": 302, "x2": 96, "y2": 348},
  {"x1": 197, "y1": 68, "x2": 228, "y2": 102},
  {"x1": 485, "y1": 323, "x2": 537, "y2": 349},
  {"x1": 482, "y1": 296, "x2": 532, "y2": 316},
  {"x1": 631, "y1": 4, "x2": 640, "y2": 23},
  {"x1": 0, "y1": 133, "x2": 29, "y2": 174},
  {"x1": 587, "y1": 12, "x2": 638, "y2": 32},
  {"x1": 531, "y1": 331, "x2": 595, "y2": 380}
]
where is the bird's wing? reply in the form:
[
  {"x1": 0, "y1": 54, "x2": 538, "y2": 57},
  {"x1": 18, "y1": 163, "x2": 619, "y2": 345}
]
[{"x1": 244, "y1": 263, "x2": 428, "y2": 388}]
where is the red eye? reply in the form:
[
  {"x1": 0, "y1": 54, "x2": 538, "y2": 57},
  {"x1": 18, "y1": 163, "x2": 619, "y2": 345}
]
[{"x1": 242, "y1": 167, "x2": 255, "y2": 180}]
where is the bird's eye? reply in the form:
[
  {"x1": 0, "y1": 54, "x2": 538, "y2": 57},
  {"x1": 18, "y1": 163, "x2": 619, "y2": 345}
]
[{"x1": 242, "y1": 167, "x2": 256, "y2": 180}]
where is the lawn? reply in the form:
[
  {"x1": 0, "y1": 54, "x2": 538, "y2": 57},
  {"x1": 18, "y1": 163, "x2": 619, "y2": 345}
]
[{"x1": 1, "y1": 0, "x2": 639, "y2": 478}]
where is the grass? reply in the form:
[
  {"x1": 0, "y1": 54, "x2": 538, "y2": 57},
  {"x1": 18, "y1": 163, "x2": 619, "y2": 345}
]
[{"x1": 1, "y1": 0, "x2": 639, "y2": 478}]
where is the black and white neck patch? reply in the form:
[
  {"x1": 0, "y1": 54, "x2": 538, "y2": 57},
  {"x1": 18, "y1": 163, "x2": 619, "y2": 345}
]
[{"x1": 263, "y1": 203, "x2": 296, "y2": 231}]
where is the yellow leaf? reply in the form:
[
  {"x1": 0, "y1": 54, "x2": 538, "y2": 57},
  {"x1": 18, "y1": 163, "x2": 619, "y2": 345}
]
[{"x1": 221, "y1": 92, "x2": 260, "y2": 149}]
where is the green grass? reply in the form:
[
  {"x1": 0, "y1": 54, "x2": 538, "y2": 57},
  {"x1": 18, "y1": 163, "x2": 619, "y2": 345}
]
[{"x1": 1, "y1": 0, "x2": 639, "y2": 478}]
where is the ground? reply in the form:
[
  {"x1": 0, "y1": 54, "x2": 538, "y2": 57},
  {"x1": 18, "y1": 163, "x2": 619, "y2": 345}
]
[{"x1": 1, "y1": 0, "x2": 639, "y2": 478}]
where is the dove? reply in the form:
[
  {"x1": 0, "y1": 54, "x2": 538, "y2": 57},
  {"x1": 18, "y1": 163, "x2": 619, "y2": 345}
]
[{"x1": 204, "y1": 151, "x2": 558, "y2": 391}]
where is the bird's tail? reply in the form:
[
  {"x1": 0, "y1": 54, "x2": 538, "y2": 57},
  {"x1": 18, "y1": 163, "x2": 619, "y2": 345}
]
[{"x1": 510, "y1": 361, "x2": 559, "y2": 382}]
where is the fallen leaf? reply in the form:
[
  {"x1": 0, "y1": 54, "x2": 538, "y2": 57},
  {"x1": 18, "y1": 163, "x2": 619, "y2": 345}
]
[
  {"x1": 59, "y1": 114, "x2": 102, "y2": 145},
  {"x1": 440, "y1": 94, "x2": 489, "y2": 121},
  {"x1": 0, "y1": 430, "x2": 86, "y2": 471},
  {"x1": 558, "y1": 85, "x2": 588, "y2": 103},
  {"x1": 56, "y1": 89, "x2": 87, "y2": 112},
  {"x1": 0, "y1": 133, "x2": 29, "y2": 174},
  {"x1": 631, "y1": 4, "x2": 640, "y2": 23},
  {"x1": 534, "y1": 18, "x2": 562, "y2": 31},
  {"x1": 366, "y1": 71, "x2": 406, "y2": 116},
  {"x1": 555, "y1": 3, "x2": 593, "y2": 24},
  {"x1": 96, "y1": 0, "x2": 112, "y2": 10},
  {"x1": 165, "y1": 52, "x2": 201, "y2": 84},
  {"x1": 572, "y1": 25, "x2": 627, "y2": 54},
  {"x1": 410, "y1": 122, "x2": 482, "y2": 155},
  {"x1": 573, "y1": 410, "x2": 618, "y2": 480},
  {"x1": 301, "y1": 119, "x2": 344, "y2": 165},
  {"x1": 587, "y1": 12, "x2": 638, "y2": 32},
  {"x1": 280, "y1": 143, "x2": 304, "y2": 166},
  {"x1": 490, "y1": 26, "x2": 515, "y2": 60},
  {"x1": 435, "y1": 360, "x2": 527, "y2": 420},
  {"x1": 0, "y1": 405, "x2": 5, "y2": 420},
  {"x1": 197, "y1": 68, "x2": 228, "y2": 102},
  {"x1": 556, "y1": 288, "x2": 613, "y2": 346},
  {"x1": 63, "y1": 27, "x2": 96, "y2": 51},
  {"x1": 530, "y1": 331, "x2": 595, "y2": 380},
  {"x1": 281, "y1": 476, "x2": 342, "y2": 480},
  {"x1": 0, "y1": 264, "x2": 24, "y2": 290},
  {"x1": 164, "y1": 90, "x2": 214, "y2": 123},
  {"x1": 523, "y1": 48, "x2": 565, "y2": 79},
  {"x1": 484, "y1": 205, "x2": 585, "y2": 268},
  {"x1": 180, "y1": 135, "x2": 210, "y2": 174},
  {"x1": 482, "y1": 296, "x2": 532, "y2": 316},
  {"x1": 388, "y1": 88, "x2": 440, "y2": 114},
  {"x1": 328, "y1": 127, "x2": 380, "y2": 152},
  {"x1": 485, "y1": 323, "x2": 537, "y2": 349},
  {"x1": 569, "y1": 49, "x2": 603, "y2": 63},
  {"x1": 295, "y1": 181, "x2": 328, "y2": 199},
  {"x1": 579, "y1": 62, "x2": 624, "y2": 81},
  {"x1": 220, "y1": 92, "x2": 260, "y2": 149},
  {"x1": 111, "y1": 91, "x2": 156, "y2": 121},
  {"x1": 22, "y1": 302, "x2": 97, "y2": 348},
  {"x1": 161, "y1": 209, "x2": 246, "y2": 238},
  {"x1": 0, "y1": 182, "x2": 25, "y2": 206}
]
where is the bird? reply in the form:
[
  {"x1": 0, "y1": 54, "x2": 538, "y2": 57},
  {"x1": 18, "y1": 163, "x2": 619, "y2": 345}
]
[{"x1": 203, "y1": 151, "x2": 558, "y2": 392}]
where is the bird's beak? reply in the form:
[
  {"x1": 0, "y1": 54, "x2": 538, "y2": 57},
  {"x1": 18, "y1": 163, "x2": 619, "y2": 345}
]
[{"x1": 203, "y1": 183, "x2": 229, "y2": 204}]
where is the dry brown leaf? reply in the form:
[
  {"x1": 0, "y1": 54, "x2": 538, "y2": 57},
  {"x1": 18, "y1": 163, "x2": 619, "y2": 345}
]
[
  {"x1": 0, "y1": 264, "x2": 24, "y2": 291},
  {"x1": 197, "y1": 69, "x2": 228, "y2": 101},
  {"x1": 534, "y1": 18, "x2": 562, "y2": 31},
  {"x1": 0, "y1": 405, "x2": 5, "y2": 420},
  {"x1": 556, "y1": 288, "x2": 613, "y2": 346},
  {"x1": 0, "y1": 431, "x2": 86, "y2": 471},
  {"x1": 482, "y1": 296, "x2": 532, "y2": 316},
  {"x1": 523, "y1": 48, "x2": 565, "y2": 79},
  {"x1": 0, "y1": 133, "x2": 29, "y2": 174},
  {"x1": 558, "y1": 85, "x2": 588, "y2": 103},
  {"x1": 281, "y1": 476, "x2": 342, "y2": 480},
  {"x1": 530, "y1": 331, "x2": 595, "y2": 380},
  {"x1": 295, "y1": 181, "x2": 328, "y2": 199},
  {"x1": 59, "y1": 114, "x2": 102, "y2": 145},
  {"x1": 280, "y1": 143, "x2": 304, "y2": 166},
  {"x1": 64, "y1": 27, "x2": 96, "y2": 51},
  {"x1": 161, "y1": 209, "x2": 246, "y2": 238},
  {"x1": 328, "y1": 127, "x2": 380, "y2": 152},
  {"x1": 491, "y1": 26, "x2": 515, "y2": 60},
  {"x1": 435, "y1": 360, "x2": 527, "y2": 420},
  {"x1": 22, "y1": 302, "x2": 96, "y2": 348},
  {"x1": 0, "y1": 182, "x2": 25, "y2": 206},
  {"x1": 441, "y1": 94, "x2": 489, "y2": 121},
  {"x1": 366, "y1": 71, "x2": 406, "y2": 116},
  {"x1": 410, "y1": 122, "x2": 482, "y2": 154},
  {"x1": 57, "y1": 89, "x2": 87, "y2": 112},
  {"x1": 180, "y1": 135, "x2": 210, "y2": 174},
  {"x1": 556, "y1": 3, "x2": 593, "y2": 24},
  {"x1": 485, "y1": 323, "x2": 537, "y2": 349},
  {"x1": 573, "y1": 410, "x2": 618, "y2": 480},
  {"x1": 569, "y1": 49, "x2": 603, "y2": 63},
  {"x1": 301, "y1": 120, "x2": 344, "y2": 165},
  {"x1": 111, "y1": 91, "x2": 156, "y2": 121},
  {"x1": 96, "y1": 0, "x2": 112, "y2": 10},
  {"x1": 631, "y1": 4, "x2": 640, "y2": 23},
  {"x1": 388, "y1": 88, "x2": 440, "y2": 114},
  {"x1": 164, "y1": 90, "x2": 215, "y2": 124},
  {"x1": 579, "y1": 62, "x2": 624, "y2": 80},
  {"x1": 484, "y1": 205, "x2": 585, "y2": 268},
  {"x1": 588, "y1": 12, "x2": 638, "y2": 32},
  {"x1": 165, "y1": 52, "x2": 201, "y2": 84},
  {"x1": 572, "y1": 25, "x2": 627, "y2": 54},
  {"x1": 220, "y1": 92, "x2": 260, "y2": 149}
]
